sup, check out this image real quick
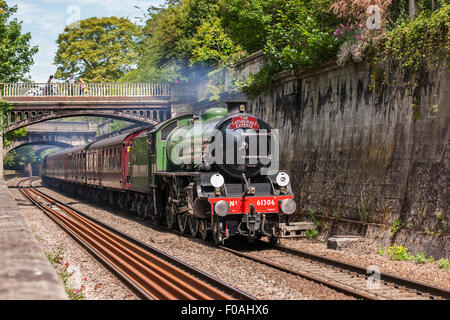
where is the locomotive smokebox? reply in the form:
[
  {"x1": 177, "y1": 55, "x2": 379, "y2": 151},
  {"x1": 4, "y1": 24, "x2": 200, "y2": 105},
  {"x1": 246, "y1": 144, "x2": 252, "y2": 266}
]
[{"x1": 226, "y1": 100, "x2": 248, "y2": 114}]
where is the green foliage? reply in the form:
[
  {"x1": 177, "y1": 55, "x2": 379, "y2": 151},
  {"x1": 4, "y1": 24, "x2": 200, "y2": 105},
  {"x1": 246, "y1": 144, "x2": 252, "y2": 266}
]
[
  {"x1": 54, "y1": 17, "x2": 141, "y2": 82},
  {"x1": 358, "y1": 192, "x2": 372, "y2": 223},
  {"x1": 4, "y1": 146, "x2": 36, "y2": 169},
  {"x1": 308, "y1": 207, "x2": 323, "y2": 229},
  {"x1": 263, "y1": 0, "x2": 338, "y2": 71},
  {"x1": 219, "y1": 0, "x2": 285, "y2": 53},
  {"x1": 372, "y1": 3, "x2": 449, "y2": 95},
  {"x1": 306, "y1": 229, "x2": 319, "y2": 240},
  {"x1": 332, "y1": 207, "x2": 342, "y2": 220},
  {"x1": 376, "y1": 245, "x2": 385, "y2": 256},
  {"x1": 131, "y1": 0, "x2": 220, "y2": 82},
  {"x1": 190, "y1": 15, "x2": 244, "y2": 67},
  {"x1": 435, "y1": 209, "x2": 447, "y2": 236},
  {"x1": 388, "y1": 244, "x2": 414, "y2": 261},
  {"x1": 437, "y1": 258, "x2": 450, "y2": 270},
  {"x1": 415, "y1": 253, "x2": 434, "y2": 264},
  {"x1": 0, "y1": 1, "x2": 38, "y2": 82},
  {"x1": 234, "y1": 0, "x2": 339, "y2": 94},
  {"x1": 390, "y1": 219, "x2": 404, "y2": 238}
]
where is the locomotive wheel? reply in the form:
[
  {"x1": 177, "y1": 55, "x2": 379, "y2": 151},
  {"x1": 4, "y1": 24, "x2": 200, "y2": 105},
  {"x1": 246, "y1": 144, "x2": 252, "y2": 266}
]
[
  {"x1": 199, "y1": 220, "x2": 210, "y2": 241},
  {"x1": 188, "y1": 216, "x2": 199, "y2": 238},
  {"x1": 177, "y1": 214, "x2": 188, "y2": 234},
  {"x1": 165, "y1": 187, "x2": 178, "y2": 229},
  {"x1": 212, "y1": 217, "x2": 224, "y2": 245},
  {"x1": 166, "y1": 206, "x2": 177, "y2": 229}
]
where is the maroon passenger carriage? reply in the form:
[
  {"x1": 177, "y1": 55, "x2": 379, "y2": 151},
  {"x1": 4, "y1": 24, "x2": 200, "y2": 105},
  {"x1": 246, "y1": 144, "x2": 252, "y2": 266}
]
[{"x1": 42, "y1": 129, "x2": 149, "y2": 208}]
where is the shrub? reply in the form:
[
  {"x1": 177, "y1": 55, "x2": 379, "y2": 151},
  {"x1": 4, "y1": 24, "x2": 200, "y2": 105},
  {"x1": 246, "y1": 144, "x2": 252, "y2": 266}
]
[
  {"x1": 437, "y1": 258, "x2": 450, "y2": 270},
  {"x1": 306, "y1": 229, "x2": 319, "y2": 240},
  {"x1": 388, "y1": 244, "x2": 414, "y2": 261},
  {"x1": 415, "y1": 253, "x2": 434, "y2": 264},
  {"x1": 376, "y1": 245, "x2": 385, "y2": 256}
]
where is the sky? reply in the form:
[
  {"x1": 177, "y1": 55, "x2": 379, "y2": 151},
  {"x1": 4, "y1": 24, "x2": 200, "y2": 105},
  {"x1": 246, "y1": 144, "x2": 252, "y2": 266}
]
[{"x1": 8, "y1": 0, "x2": 165, "y2": 83}]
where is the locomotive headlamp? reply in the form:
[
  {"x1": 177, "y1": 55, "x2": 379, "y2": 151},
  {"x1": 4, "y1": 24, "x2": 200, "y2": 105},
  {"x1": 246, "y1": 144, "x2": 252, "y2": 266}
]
[
  {"x1": 276, "y1": 172, "x2": 290, "y2": 187},
  {"x1": 280, "y1": 199, "x2": 296, "y2": 215},
  {"x1": 214, "y1": 200, "x2": 230, "y2": 217},
  {"x1": 210, "y1": 174, "x2": 225, "y2": 188}
]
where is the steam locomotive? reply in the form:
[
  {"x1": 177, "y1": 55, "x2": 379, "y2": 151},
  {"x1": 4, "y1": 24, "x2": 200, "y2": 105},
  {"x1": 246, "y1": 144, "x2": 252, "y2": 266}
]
[{"x1": 41, "y1": 103, "x2": 296, "y2": 244}]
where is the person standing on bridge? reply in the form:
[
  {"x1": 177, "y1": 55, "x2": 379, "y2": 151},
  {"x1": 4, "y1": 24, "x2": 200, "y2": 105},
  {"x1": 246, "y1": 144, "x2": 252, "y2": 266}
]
[
  {"x1": 67, "y1": 73, "x2": 76, "y2": 95},
  {"x1": 46, "y1": 75, "x2": 54, "y2": 96},
  {"x1": 78, "y1": 78, "x2": 87, "y2": 96}
]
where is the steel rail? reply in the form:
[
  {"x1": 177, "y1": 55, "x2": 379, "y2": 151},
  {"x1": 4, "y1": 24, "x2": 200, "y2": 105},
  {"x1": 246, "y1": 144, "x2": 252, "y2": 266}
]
[
  {"x1": 18, "y1": 178, "x2": 253, "y2": 300},
  {"x1": 218, "y1": 240, "x2": 450, "y2": 300},
  {"x1": 272, "y1": 243, "x2": 450, "y2": 300},
  {"x1": 218, "y1": 245, "x2": 378, "y2": 300}
]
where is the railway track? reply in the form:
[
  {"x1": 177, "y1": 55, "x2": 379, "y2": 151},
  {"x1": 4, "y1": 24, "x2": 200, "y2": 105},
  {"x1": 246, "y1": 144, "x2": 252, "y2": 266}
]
[
  {"x1": 219, "y1": 241, "x2": 450, "y2": 300},
  {"x1": 18, "y1": 177, "x2": 255, "y2": 301},
  {"x1": 20, "y1": 177, "x2": 450, "y2": 301}
]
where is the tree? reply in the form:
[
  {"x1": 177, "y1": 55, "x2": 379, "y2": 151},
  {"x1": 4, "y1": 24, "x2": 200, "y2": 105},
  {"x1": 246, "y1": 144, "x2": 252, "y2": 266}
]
[
  {"x1": 0, "y1": 1, "x2": 34, "y2": 157},
  {"x1": 0, "y1": 1, "x2": 38, "y2": 82},
  {"x1": 219, "y1": 0, "x2": 285, "y2": 54},
  {"x1": 54, "y1": 17, "x2": 141, "y2": 82},
  {"x1": 126, "y1": 0, "x2": 229, "y2": 82},
  {"x1": 4, "y1": 146, "x2": 36, "y2": 170},
  {"x1": 264, "y1": 0, "x2": 338, "y2": 71},
  {"x1": 189, "y1": 15, "x2": 243, "y2": 67}
]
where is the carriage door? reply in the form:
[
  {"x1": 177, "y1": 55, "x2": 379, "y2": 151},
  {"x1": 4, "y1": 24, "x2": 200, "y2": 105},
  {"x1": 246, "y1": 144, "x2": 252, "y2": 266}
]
[{"x1": 123, "y1": 145, "x2": 132, "y2": 189}]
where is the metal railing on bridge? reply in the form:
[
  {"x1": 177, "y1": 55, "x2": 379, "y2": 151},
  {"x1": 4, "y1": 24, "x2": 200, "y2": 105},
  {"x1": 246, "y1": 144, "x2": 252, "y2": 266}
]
[{"x1": 0, "y1": 82, "x2": 173, "y2": 97}]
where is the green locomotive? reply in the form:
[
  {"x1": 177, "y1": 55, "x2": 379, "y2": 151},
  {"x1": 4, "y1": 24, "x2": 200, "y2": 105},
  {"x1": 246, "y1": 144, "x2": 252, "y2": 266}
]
[{"x1": 42, "y1": 102, "x2": 296, "y2": 244}]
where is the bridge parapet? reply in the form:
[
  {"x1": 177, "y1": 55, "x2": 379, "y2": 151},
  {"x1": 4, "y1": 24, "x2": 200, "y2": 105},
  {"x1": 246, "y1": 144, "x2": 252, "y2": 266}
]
[
  {"x1": 27, "y1": 121, "x2": 99, "y2": 133},
  {"x1": 1, "y1": 82, "x2": 173, "y2": 97}
]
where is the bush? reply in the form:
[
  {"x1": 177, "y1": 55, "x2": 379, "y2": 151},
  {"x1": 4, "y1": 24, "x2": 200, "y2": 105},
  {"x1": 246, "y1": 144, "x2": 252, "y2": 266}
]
[
  {"x1": 388, "y1": 244, "x2": 414, "y2": 261},
  {"x1": 306, "y1": 229, "x2": 319, "y2": 240},
  {"x1": 415, "y1": 253, "x2": 434, "y2": 264},
  {"x1": 437, "y1": 258, "x2": 450, "y2": 270}
]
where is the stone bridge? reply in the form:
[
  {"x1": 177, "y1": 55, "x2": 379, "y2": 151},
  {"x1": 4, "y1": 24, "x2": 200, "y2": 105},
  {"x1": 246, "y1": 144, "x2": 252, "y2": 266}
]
[
  {"x1": 3, "y1": 121, "x2": 99, "y2": 156},
  {"x1": 0, "y1": 83, "x2": 182, "y2": 133}
]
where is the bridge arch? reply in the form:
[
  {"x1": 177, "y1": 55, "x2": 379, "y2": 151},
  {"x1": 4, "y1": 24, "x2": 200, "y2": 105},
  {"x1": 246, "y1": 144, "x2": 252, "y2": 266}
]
[
  {"x1": 4, "y1": 141, "x2": 73, "y2": 157},
  {"x1": 5, "y1": 109, "x2": 165, "y2": 134}
]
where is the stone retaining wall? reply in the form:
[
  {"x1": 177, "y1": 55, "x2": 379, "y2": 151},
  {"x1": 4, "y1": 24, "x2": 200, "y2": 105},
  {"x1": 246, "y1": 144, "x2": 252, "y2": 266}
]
[{"x1": 246, "y1": 62, "x2": 449, "y2": 258}]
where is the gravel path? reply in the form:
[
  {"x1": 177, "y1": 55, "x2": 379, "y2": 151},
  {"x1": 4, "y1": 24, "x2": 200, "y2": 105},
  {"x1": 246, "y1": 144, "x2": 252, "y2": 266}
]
[
  {"x1": 279, "y1": 238, "x2": 450, "y2": 290},
  {"x1": 10, "y1": 178, "x2": 355, "y2": 300}
]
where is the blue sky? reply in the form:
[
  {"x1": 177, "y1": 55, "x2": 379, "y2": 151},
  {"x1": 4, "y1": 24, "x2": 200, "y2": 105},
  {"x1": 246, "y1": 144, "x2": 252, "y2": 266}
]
[{"x1": 8, "y1": 0, "x2": 165, "y2": 82}]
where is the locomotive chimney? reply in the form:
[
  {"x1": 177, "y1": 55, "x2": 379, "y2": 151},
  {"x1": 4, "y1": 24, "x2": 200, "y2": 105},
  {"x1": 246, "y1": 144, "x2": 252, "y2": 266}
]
[{"x1": 226, "y1": 100, "x2": 248, "y2": 114}]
